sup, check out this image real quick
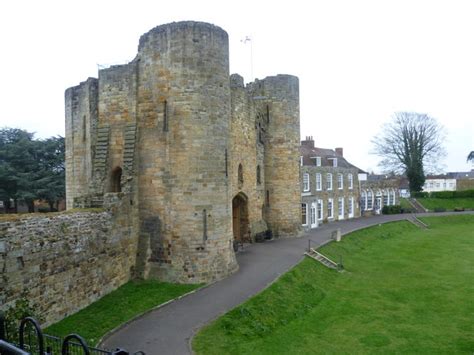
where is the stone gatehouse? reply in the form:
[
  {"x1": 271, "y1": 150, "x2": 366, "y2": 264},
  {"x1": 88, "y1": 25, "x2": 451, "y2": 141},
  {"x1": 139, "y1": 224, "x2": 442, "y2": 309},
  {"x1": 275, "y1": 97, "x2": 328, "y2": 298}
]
[{"x1": 66, "y1": 21, "x2": 301, "y2": 284}]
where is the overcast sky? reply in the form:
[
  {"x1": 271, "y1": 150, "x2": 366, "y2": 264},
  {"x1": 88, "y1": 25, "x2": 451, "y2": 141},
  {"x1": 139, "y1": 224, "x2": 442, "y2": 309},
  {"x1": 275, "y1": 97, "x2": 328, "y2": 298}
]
[{"x1": 1, "y1": 0, "x2": 473, "y2": 173}]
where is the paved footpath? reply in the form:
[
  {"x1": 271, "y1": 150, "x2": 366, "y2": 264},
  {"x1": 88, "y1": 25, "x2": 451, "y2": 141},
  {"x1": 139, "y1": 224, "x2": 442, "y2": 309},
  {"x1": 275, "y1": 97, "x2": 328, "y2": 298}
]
[{"x1": 102, "y1": 212, "x2": 473, "y2": 355}]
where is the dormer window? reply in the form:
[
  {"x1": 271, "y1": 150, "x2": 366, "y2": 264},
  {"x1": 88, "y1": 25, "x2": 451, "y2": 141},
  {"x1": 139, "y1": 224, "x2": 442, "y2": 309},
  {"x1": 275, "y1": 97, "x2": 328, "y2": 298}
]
[
  {"x1": 311, "y1": 157, "x2": 321, "y2": 166},
  {"x1": 328, "y1": 157, "x2": 338, "y2": 167},
  {"x1": 300, "y1": 156, "x2": 303, "y2": 166}
]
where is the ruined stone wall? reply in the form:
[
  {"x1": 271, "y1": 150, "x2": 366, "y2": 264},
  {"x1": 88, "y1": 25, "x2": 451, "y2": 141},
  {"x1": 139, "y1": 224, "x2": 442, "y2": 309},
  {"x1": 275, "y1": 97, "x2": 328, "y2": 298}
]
[
  {"x1": 0, "y1": 200, "x2": 137, "y2": 326},
  {"x1": 65, "y1": 78, "x2": 98, "y2": 209}
]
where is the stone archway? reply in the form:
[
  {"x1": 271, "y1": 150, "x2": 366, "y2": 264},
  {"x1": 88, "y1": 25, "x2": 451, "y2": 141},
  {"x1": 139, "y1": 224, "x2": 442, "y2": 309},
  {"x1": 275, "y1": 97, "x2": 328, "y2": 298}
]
[{"x1": 232, "y1": 193, "x2": 249, "y2": 242}]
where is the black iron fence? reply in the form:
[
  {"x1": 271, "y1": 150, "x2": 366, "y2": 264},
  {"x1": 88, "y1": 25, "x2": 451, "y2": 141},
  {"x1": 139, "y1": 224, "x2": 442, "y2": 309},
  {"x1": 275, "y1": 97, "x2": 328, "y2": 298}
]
[{"x1": 0, "y1": 312, "x2": 144, "y2": 355}]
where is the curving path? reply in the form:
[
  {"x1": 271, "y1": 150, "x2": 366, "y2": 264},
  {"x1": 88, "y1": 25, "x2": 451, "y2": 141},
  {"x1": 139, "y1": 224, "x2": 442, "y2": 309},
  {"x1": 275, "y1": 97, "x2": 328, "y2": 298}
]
[{"x1": 102, "y1": 212, "x2": 473, "y2": 355}]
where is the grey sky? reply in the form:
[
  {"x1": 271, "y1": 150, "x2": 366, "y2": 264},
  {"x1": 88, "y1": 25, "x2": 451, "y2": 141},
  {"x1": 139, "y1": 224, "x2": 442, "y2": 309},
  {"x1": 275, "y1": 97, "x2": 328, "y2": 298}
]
[{"x1": 1, "y1": 0, "x2": 473, "y2": 173}]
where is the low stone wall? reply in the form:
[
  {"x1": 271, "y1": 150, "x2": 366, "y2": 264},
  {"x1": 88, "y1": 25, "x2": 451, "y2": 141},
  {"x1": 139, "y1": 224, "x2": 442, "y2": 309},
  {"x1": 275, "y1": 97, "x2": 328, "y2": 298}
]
[{"x1": 0, "y1": 203, "x2": 137, "y2": 326}]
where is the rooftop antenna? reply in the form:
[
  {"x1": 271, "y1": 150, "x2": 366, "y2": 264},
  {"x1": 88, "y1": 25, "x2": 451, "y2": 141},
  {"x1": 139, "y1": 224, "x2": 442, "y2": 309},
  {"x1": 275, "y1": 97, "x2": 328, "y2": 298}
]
[{"x1": 241, "y1": 36, "x2": 253, "y2": 81}]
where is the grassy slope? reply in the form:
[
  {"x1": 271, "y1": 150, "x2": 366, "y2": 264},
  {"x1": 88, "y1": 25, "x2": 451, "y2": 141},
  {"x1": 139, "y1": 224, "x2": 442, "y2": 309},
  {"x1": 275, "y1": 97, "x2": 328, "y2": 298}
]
[
  {"x1": 399, "y1": 197, "x2": 413, "y2": 210},
  {"x1": 417, "y1": 197, "x2": 474, "y2": 211},
  {"x1": 193, "y1": 215, "x2": 474, "y2": 354},
  {"x1": 45, "y1": 280, "x2": 201, "y2": 346}
]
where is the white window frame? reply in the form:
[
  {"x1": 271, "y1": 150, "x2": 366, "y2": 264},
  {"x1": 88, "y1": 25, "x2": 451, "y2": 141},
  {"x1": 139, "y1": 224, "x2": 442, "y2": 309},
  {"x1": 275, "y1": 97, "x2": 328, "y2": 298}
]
[
  {"x1": 383, "y1": 189, "x2": 389, "y2": 206},
  {"x1": 302, "y1": 203, "x2": 308, "y2": 226},
  {"x1": 361, "y1": 190, "x2": 367, "y2": 211},
  {"x1": 338, "y1": 197, "x2": 344, "y2": 219},
  {"x1": 328, "y1": 198, "x2": 334, "y2": 219},
  {"x1": 315, "y1": 156, "x2": 321, "y2": 167},
  {"x1": 348, "y1": 197, "x2": 354, "y2": 218},
  {"x1": 390, "y1": 189, "x2": 396, "y2": 205},
  {"x1": 316, "y1": 173, "x2": 322, "y2": 191},
  {"x1": 328, "y1": 158, "x2": 338, "y2": 167},
  {"x1": 337, "y1": 173, "x2": 343, "y2": 190},
  {"x1": 300, "y1": 156, "x2": 303, "y2": 166},
  {"x1": 348, "y1": 173, "x2": 353, "y2": 190},
  {"x1": 327, "y1": 173, "x2": 333, "y2": 191},
  {"x1": 310, "y1": 202, "x2": 317, "y2": 228},
  {"x1": 317, "y1": 199, "x2": 323, "y2": 220},
  {"x1": 367, "y1": 189, "x2": 373, "y2": 210},
  {"x1": 303, "y1": 173, "x2": 310, "y2": 192}
]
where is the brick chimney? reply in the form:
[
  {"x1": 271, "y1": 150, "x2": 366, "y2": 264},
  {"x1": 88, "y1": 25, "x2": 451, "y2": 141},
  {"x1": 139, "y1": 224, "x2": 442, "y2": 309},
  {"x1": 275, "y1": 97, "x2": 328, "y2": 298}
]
[
  {"x1": 301, "y1": 136, "x2": 314, "y2": 148},
  {"x1": 335, "y1": 147, "x2": 343, "y2": 157}
]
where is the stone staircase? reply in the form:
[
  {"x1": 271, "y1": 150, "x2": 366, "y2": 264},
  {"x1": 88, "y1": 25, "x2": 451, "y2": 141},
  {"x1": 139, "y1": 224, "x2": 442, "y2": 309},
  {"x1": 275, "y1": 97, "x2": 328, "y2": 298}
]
[
  {"x1": 305, "y1": 248, "x2": 341, "y2": 271},
  {"x1": 123, "y1": 124, "x2": 137, "y2": 176},
  {"x1": 91, "y1": 125, "x2": 110, "y2": 207},
  {"x1": 408, "y1": 198, "x2": 428, "y2": 213},
  {"x1": 406, "y1": 215, "x2": 429, "y2": 229},
  {"x1": 93, "y1": 126, "x2": 110, "y2": 180}
]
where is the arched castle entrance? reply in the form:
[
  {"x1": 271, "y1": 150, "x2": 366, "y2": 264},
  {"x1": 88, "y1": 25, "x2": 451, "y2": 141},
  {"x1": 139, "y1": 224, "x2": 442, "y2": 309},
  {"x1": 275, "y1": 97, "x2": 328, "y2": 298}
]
[{"x1": 232, "y1": 193, "x2": 249, "y2": 242}]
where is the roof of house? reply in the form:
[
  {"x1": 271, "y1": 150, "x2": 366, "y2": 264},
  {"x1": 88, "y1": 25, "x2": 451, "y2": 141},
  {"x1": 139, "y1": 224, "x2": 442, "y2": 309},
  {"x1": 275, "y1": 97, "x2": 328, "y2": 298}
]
[
  {"x1": 300, "y1": 138, "x2": 365, "y2": 172},
  {"x1": 446, "y1": 170, "x2": 474, "y2": 179}
]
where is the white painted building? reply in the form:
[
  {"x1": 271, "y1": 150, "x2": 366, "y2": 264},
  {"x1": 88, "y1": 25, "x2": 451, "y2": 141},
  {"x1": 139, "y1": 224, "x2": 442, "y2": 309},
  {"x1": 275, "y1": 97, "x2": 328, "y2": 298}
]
[{"x1": 422, "y1": 176, "x2": 456, "y2": 192}]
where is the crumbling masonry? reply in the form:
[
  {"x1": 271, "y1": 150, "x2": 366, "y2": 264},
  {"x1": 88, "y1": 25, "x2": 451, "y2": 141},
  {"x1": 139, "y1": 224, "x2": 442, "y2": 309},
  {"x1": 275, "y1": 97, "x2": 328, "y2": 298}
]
[{"x1": 66, "y1": 21, "x2": 301, "y2": 283}]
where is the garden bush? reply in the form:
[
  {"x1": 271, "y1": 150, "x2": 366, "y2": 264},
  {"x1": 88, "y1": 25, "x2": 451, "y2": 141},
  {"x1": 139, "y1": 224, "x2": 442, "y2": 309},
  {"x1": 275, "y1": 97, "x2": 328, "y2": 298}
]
[
  {"x1": 382, "y1": 205, "x2": 402, "y2": 214},
  {"x1": 412, "y1": 191, "x2": 429, "y2": 198}
]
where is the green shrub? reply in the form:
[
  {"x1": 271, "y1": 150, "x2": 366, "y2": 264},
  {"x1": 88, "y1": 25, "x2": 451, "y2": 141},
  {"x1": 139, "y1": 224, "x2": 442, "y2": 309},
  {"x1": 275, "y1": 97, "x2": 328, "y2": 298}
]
[
  {"x1": 401, "y1": 207, "x2": 416, "y2": 214},
  {"x1": 429, "y1": 189, "x2": 474, "y2": 199},
  {"x1": 3, "y1": 294, "x2": 42, "y2": 342},
  {"x1": 382, "y1": 205, "x2": 402, "y2": 214},
  {"x1": 434, "y1": 207, "x2": 446, "y2": 212},
  {"x1": 430, "y1": 191, "x2": 455, "y2": 199},
  {"x1": 412, "y1": 191, "x2": 429, "y2": 198},
  {"x1": 454, "y1": 189, "x2": 474, "y2": 198}
]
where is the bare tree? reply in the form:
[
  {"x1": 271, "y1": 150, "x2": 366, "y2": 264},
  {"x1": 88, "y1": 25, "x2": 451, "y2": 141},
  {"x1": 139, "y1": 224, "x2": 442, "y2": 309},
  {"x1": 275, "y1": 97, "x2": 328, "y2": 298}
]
[
  {"x1": 372, "y1": 112, "x2": 445, "y2": 192},
  {"x1": 467, "y1": 151, "x2": 474, "y2": 163}
]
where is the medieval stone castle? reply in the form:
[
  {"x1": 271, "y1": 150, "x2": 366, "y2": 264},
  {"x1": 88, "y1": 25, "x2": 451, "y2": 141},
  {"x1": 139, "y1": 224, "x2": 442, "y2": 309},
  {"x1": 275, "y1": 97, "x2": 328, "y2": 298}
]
[{"x1": 65, "y1": 21, "x2": 301, "y2": 284}]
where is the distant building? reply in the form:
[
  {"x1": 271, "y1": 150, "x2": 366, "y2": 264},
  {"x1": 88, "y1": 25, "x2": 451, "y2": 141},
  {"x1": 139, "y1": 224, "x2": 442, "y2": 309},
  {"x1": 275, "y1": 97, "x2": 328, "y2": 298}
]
[
  {"x1": 300, "y1": 137, "x2": 363, "y2": 228},
  {"x1": 423, "y1": 175, "x2": 457, "y2": 192},
  {"x1": 447, "y1": 170, "x2": 474, "y2": 191},
  {"x1": 360, "y1": 174, "x2": 399, "y2": 215}
]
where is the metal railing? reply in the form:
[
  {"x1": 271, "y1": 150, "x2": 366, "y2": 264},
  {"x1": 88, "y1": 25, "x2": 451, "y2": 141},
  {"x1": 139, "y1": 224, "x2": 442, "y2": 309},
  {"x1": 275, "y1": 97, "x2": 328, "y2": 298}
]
[{"x1": 0, "y1": 312, "x2": 144, "y2": 355}]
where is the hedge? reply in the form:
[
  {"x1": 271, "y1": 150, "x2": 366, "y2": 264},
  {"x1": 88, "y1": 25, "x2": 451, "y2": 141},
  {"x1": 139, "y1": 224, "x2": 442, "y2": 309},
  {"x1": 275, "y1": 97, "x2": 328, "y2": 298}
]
[{"x1": 413, "y1": 189, "x2": 474, "y2": 199}]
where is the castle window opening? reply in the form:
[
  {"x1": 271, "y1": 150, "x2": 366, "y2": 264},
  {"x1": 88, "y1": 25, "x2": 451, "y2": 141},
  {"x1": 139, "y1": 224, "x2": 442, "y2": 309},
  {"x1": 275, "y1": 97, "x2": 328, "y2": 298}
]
[
  {"x1": 238, "y1": 164, "x2": 243, "y2": 188},
  {"x1": 163, "y1": 100, "x2": 169, "y2": 132},
  {"x1": 225, "y1": 149, "x2": 228, "y2": 177},
  {"x1": 110, "y1": 167, "x2": 122, "y2": 192},
  {"x1": 257, "y1": 165, "x2": 261, "y2": 184}
]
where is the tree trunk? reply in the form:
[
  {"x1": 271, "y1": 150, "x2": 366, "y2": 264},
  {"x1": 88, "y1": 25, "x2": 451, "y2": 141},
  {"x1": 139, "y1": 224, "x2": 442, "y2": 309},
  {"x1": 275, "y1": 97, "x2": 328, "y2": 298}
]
[{"x1": 27, "y1": 200, "x2": 35, "y2": 213}]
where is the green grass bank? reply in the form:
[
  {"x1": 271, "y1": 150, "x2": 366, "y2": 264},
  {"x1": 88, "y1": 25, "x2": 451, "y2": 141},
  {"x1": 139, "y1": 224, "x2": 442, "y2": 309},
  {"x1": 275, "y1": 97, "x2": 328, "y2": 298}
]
[
  {"x1": 45, "y1": 280, "x2": 201, "y2": 346},
  {"x1": 193, "y1": 215, "x2": 474, "y2": 354}
]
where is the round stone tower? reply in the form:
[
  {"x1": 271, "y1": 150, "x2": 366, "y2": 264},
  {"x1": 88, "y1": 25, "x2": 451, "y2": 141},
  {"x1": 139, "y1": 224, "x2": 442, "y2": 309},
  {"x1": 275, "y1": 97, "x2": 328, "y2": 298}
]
[{"x1": 134, "y1": 21, "x2": 237, "y2": 283}]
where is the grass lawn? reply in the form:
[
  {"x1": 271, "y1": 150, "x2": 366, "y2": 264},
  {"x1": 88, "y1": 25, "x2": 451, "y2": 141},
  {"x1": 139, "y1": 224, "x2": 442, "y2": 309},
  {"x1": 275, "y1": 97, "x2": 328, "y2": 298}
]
[
  {"x1": 417, "y1": 197, "x2": 474, "y2": 211},
  {"x1": 193, "y1": 215, "x2": 474, "y2": 354},
  {"x1": 45, "y1": 280, "x2": 201, "y2": 346},
  {"x1": 399, "y1": 197, "x2": 413, "y2": 210}
]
